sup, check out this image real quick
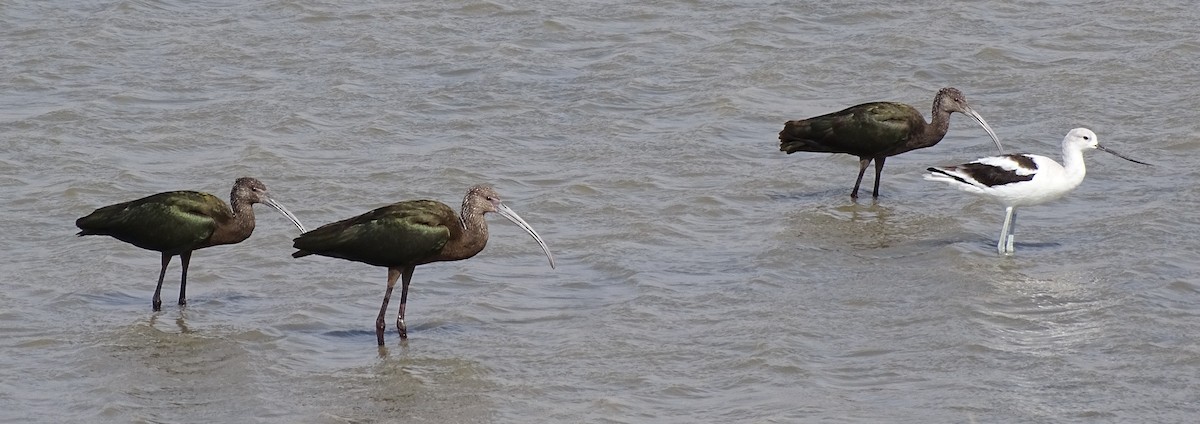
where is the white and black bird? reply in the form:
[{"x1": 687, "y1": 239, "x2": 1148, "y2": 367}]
[{"x1": 924, "y1": 128, "x2": 1150, "y2": 255}]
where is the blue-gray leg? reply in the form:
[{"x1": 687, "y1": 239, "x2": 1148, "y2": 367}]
[
  {"x1": 1005, "y1": 209, "x2": 1017, "y2": 253},
  {"x1": 997, "y1": 206, "x2": 1017, "y2": 255}
]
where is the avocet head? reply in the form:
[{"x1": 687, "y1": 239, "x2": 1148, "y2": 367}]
[
  {"x1": 1065, "y1": 128, "x2": 1099, "y2": 149},
  {"x1": 1065, "y1": 128, "x2": 1152, "y2": 166}
]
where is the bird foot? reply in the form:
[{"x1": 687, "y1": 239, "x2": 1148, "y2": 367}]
[
  {"x1": 997, "y1": 237, "x2": 1016, "y2": 255},
  {"x1": 397, "y1": 318, "x2": 408, "y2": 340}
]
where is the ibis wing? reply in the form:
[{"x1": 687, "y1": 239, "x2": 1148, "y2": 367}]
[
  {"x1": 292, "y1": 200, "x2": 453, "y2": 267},
  {"x1": 75, "y1": 191, "x2": 227, "y2": 252},
  {"x1": 835, "y1": 102, "x2": 919, "y2": 154},
  {"x1": 780, "y1": 102, "x2": 919, "y2": 156}
]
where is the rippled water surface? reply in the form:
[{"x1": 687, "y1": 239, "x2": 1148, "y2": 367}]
[{"x1": 3, "y1": 0, "x2": 1200, "y2": 422}]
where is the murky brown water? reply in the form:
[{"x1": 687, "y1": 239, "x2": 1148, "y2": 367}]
[{"x1": 3, "y1": 0, "x2": 1199, "y2": 422}]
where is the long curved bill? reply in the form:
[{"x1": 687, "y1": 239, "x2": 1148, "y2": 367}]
[
  {"x1": 1097, "y1": 145, "x2": 1153, "y2": 166},
  {"x1": 962, "y1": 106, "x2": 1005, "y2": 155},
  {"x1": 262, "y1": 196, "x2": 308, "y2": 233},
  {"x1": 496, "y1": 203, "x2": 556, "y2": 269}
]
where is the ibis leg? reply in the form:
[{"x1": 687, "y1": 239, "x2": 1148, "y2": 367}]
[
  {"x1": 997, "y1": 206, "x2": 1016, "y2": 255},
  {"x1": 870, "y1": 157, "x2": 887, "y2": 198},
  {"x1": 376, "y1": 268, "x2": 402, "y2": 345},
  {"x1": 178, "y1": 251, "x2": 192, "y2": 307},
  {"x1": 851, "y1": 158, "x2": 871, "y2": 199},
  {"x1": 153, "y1": 253, "x2": 171, "y2": 311},
  {"x1": 396, "y1": 266, "x2": 414, "y2": 340}
]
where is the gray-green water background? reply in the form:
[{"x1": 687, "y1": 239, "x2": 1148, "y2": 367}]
[{"x1": 3, "y1": 0, "x2": 1199, "y2": 422}]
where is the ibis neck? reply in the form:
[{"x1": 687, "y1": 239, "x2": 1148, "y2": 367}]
[
  {"x1": 460, "y1": 201, "x2": 490, "y2": 253},
  {"x1": 435, "y1": 200, "x2": 490, "y2": 262},
  {"x1": 207, "y1": 195, "x2": 256, "y2": 247},
  {"x1": 918, "y1": 101, "x2": 953, "y2": 149},
  {"x1": 897, "y1": 110, "x2": 951, "y2": 154}
]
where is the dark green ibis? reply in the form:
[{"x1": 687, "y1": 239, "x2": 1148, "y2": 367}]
[
  {"x1": 75, "y1": 177, "x2": 306, "y2": 311},
  {"x1": 778, "y1": 87, "x2": 1005, "y2": 198},
  {"x1": 292, "y1": 184, "x2": 555, "y2": 345}
]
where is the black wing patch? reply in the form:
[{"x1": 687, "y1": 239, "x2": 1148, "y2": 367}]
[
  {"x1": 1006, "y1": 154, "x2": 1038, "y2": 170},
  {"x1": 929, "y1": 154, "x2": 1038, "y2": 187}
]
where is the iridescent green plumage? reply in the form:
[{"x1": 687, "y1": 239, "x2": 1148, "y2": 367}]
[
  {"x1": 76, "y1": 191, "x2": 233, "y2": 254},
  {"x1": 780, "y1": 102, "x2": 926, "y2": 157},
  {"x1": 76, "y1": 177, "x2": 305, "y2": 311},
  {"x1": 293, "y1": 200, "x2": 454, "y2": 267}
]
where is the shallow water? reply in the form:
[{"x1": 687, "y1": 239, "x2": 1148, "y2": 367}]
[{"x1": 3, "y1": 0, "x2": 1200, "y2": 422}]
